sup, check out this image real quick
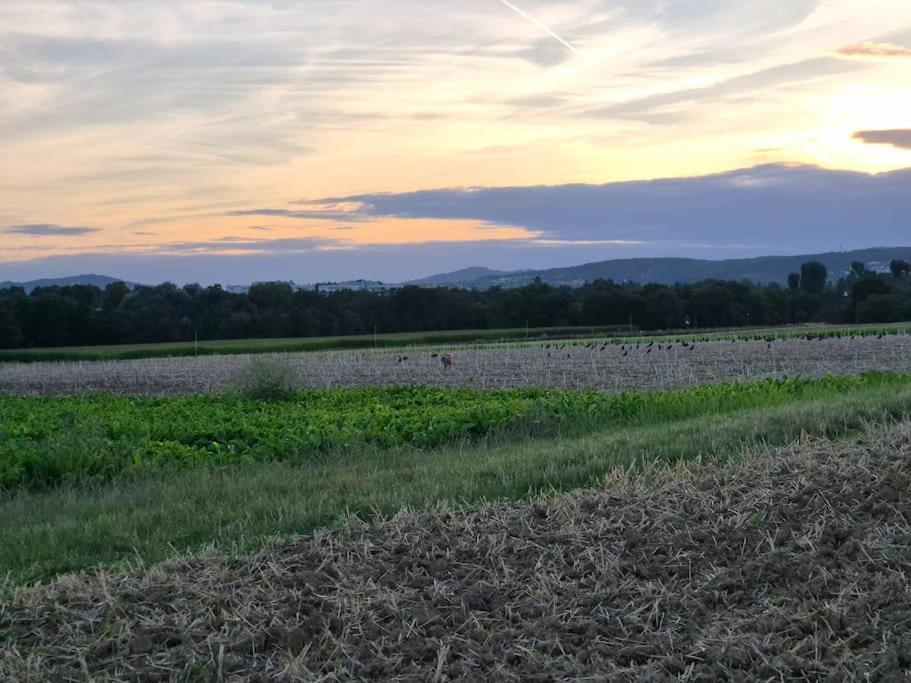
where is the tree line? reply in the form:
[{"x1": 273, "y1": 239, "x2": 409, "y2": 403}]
[{"x1": 1, "y1": 260, "x2": 910, "y2": 349}]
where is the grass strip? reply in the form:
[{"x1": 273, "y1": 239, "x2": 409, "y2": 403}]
[{"x1": 2, "y1": 376, "x2": 910, "y2": 584}]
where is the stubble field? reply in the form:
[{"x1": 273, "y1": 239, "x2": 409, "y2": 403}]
[
  {"x1": 3, "y1": 423, "x2": 909, "y2": 680},
  {"x1": 2, "y1": 333, "x2": 910, "y2": 396}
]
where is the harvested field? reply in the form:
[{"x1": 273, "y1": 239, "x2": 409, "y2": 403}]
[
  {"x1": 3, "y1": 423, "x2": 909, "y2": 681},
  {"x1": 2, "y1": 334, "x2": 911, "y2": 396}
]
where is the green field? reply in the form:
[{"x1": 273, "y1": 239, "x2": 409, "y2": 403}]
[
  {"x1": 3, "y1": 372, "x2": 911, "y2": 584},
  {"x1": 0, "y1": 325, "x2": 631, "y2": 363},
  {"x1": 0, "y1": 386, "x2": 612, "y2": 491},
  {"x1": 2, "y1": 321, "x2": 910, "y2": 364}
]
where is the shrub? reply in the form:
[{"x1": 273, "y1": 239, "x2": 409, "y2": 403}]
[{"x1": 230, "y1": 356, "x2": 301, "y2": 401}]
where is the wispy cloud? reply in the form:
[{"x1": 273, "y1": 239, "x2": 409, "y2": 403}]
[
  {"x1": 5, "y1": 223, "x2": 100, "y2": 236},
  {"x1": 495, "y1": 0, "x2": 577, "y2": 53},
  {"x1": 853, "y1": 129, "x2": 911, "y2": 149},
  {"x1": 227, "y1": 207, "x2": 369, "y2": 222},
  {"x1": 2, "y1": 0, "x2": 911, "y2": 278},
  {"x1": 837, "y1": 41, "x2": 911, "y2": 59}
]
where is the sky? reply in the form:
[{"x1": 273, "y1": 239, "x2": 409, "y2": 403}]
[{"x1": 1, "y1": 0, "x2": 910, "y2": 285}]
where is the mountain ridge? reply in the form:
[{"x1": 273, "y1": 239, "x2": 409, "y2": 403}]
[
  {"x1": 5, "y1": 247, "x2": 911, "y2": 293},
  {"x1": 419, "y1": 247, "x2": 911, "y2": 289},
  {"x1": 0, "y1": 274, "x2": 135, "y2": 294}
]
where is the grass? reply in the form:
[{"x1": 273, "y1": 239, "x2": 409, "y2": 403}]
[
  {"x1": 3, "y1": 321, "x2": 910, "y2": 363},
  {"x1": 0, "y1": 325, "x2": 631, "y2": 363},
  {"x1": 3, "y1": 372, "x2": 911, "y2": 584}
]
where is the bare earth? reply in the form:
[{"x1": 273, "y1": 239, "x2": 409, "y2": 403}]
[
  {"x1": 2, "y1": 423, "x2": 909, "y2": 681},
  {"x1": 2, "y1": 335, "x2": 910, "y2": 395}
]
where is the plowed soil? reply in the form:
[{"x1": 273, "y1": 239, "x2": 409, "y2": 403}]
[{"x1": 2, "y1": 424, "x2": 910, "y2": 681}]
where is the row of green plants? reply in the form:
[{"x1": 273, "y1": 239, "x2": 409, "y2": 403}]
[
  {"x1": 3, "y1": 320, "x2": 908, "y2": 363},
  {"x1": 0, "y1": 325, "x2": 631, "y2": 363},
  {"x1": 2, "y1": 373, "x2": 909, "y2": 492}
]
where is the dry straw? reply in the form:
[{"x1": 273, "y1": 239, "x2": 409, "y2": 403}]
[{"x1": 2, "y1": 422, "x2": 909, "y2": 680}]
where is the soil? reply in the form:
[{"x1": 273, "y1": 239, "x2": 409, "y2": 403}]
[
  {"x1": 2, "y1": 335, "x2": 910, "y2": 396},
  {"x1": 2, "y1": 425, "x2": 910, "y2": 681}
]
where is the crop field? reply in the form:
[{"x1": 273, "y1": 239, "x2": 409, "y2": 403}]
[
  {"x1": 2, "y1": 332, "x2": 910, "y2": 396},
  {"x1": 2, "y1": 324, "x2": 910, "y2": 679},
  {"x1": 4, "y1": 374, "x2": 909, "y2": 493},
  {"x1": 0, "y1": 325, "x2": 630, "y2": 363},
  {"x1": 2, "y1": 321, "x2": 909, "y2": 363},
  {"x1": 3, "y1": 421, "x2": 910, "y2": 680},
  {"x1": 0, "y1": 386, "x2": 624, "y2": 491}
]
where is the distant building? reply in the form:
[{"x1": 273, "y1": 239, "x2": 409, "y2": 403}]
[
  {"x1": 221, "y1": 279, "x2": 402, "y2": 294},
  {"x1": 315, "y1": 279, "x2": 399, "y2": 294}
]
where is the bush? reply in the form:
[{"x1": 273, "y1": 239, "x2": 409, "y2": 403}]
[
  {"x1": 855, "y1": 295, "x2": 907, "y2": 324},
  {"x1": 231, "y1": 356, "x2": 301, "y2": 401}
]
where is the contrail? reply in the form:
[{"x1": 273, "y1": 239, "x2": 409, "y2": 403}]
[{"x1": 496, "y1": 0, "x2": 577, "y2": 53}]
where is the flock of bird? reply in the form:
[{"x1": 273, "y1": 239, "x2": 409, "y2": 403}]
[{"x1": 389, "y1": 332, "x2": 891, "y2": 367}]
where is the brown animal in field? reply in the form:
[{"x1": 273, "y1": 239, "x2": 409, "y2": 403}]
[{"x1": 440, "y1": 353, "x2": 454, "y2": 370}]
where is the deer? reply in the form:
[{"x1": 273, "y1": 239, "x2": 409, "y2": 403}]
[{"x1": 440, "y1": 353, "x2": 454, "y2": 370}]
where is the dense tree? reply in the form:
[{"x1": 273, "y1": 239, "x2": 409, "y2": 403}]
[
  {"x1": 1, "y1": 261, "x2": 909, "y2": 350},
  {"x1": 891, "y1": 259, "x2": 910, "y2": 279},
  {"x1": 800, "y1": 261, "x2": 828, "y2": 294},
  {"x1": 849, "y1": 261, "x2": 868, "y2": 281},
  {"x1": 851, "y1": 276, "x2": 891, "y2": 306},
  {"x1": 856, "y1": 294, "x2": 908, "y2": 324},
  {"x1": 102, "y1": 281, "x2": 130, "y2": 312}
]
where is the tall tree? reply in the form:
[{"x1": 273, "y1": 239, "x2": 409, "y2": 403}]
[
  {"x1": 890, "y1": 259, "x2": 910, "y2": 279},
  {"x1": 849, "y1": 261, "x2": 868, "y2": 281},
  {"x1": 799, "y1": 261, "x2": 828, "y2": 295}
]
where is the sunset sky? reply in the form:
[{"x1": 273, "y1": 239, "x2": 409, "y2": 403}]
[{"x1": 2, "y1": 0, "x2": 910, "y2": 284}]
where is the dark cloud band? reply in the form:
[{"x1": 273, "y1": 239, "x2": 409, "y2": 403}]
[
  {"x1": 853, "y1": 129, "x2": 911, "y2": 150},
  {"x1": 6, "y1": 224, "x2": 100, "y2": 236}
]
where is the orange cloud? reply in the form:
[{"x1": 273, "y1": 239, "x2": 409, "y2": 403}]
[{"x1": 837, "y1": 41, "x2": 911, "y2": 59}]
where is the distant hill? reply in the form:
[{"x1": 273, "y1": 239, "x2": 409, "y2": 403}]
[
  {"x1": 410, "y1": 266, "x2": 509, "y2": 286},
  {"x1": 419, "y1": 248, "x2": 911, "y2": 289},
  {"x1": 0, "y1": 274, "x2": 134, "y2": 294}
]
